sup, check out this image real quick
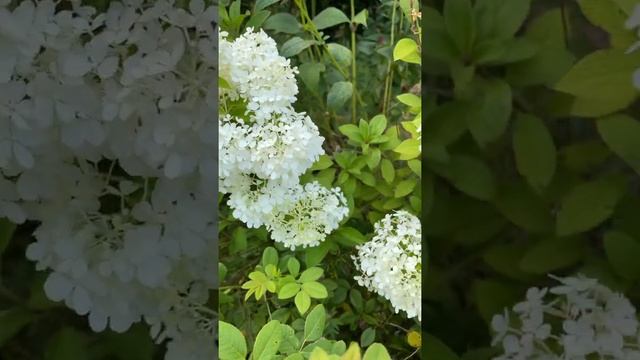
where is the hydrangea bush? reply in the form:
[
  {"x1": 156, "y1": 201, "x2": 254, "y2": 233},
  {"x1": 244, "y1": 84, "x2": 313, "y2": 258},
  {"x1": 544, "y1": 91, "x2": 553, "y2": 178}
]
[{"x1": 218, "y1": 0, "x2": 422, "y2": 358}]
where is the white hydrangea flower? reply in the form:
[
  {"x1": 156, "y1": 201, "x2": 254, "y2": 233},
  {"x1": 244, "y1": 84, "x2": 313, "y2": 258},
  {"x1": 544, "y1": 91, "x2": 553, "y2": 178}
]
[
  {"x1": 225, "y1": 175, "x2": 291, "y2": 228},
  {"x1": 219, "y1": 27, "x2": 346, "y2": 249},
  {"x1": 266, "y1": 182, "x2": 349, "y2": 250},
  {"x1": 491, "y1": 274, "x2": 640, "y2": 360},
  {"x1": 0, "y1": 0, "x2": 217, "y2": 358},
  {"x1": 219, "y1": 28, "x2": 298, "y2": 119},
  {"x1": 353, "y1": 210, "x2": 422, "y2": 321},
  {"x1": 219, "y1": 111, "x2": 324, "y2": 190}
]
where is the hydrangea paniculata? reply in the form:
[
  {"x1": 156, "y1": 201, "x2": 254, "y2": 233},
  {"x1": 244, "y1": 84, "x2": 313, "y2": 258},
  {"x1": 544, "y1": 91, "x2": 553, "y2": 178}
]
[
  {"x1": 218, "y1": 27, "x2": 348, "y2": 248},
  {"x1": 353, "y1": 210, "x2": 422, "y2": 320},
  {"x1": 491, "y1": 274, "x2": 640, "y2": 360},
  {"x1": 0, "y1": 0, "x2": 217, "y2": 358}
]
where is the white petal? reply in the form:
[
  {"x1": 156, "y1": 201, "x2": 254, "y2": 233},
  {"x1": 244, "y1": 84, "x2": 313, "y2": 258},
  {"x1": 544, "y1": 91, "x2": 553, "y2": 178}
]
[
  {"x1": 12, "y1": 142, "x2": 34, "y2": 169},
  {"x1": 43, "y1": 272, "x2": 73, "y2": 302},
  {"x1": 97, "y1": 56, "x2": 119, "y2": 79},
  {"x1": 71, "y1": 286, "x2": 92, "y2": 315},
  {"x1": 163, "y1": 153, "x2": 181, "y2": 179},
  {"x1": 88, "y1": 311, "x2": 107, "y2": 332}
]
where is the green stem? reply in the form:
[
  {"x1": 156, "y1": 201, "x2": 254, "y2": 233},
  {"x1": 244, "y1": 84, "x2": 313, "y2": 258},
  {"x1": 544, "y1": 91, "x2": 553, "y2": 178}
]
[
  {"x1": 264, "y1": 294, "x2": 272, "y2": 320},
  {"x1": 382, "y1": 0, "x2": 399, "y2": 115},
  {"x1": 350, "y1": 0, "x2": 357, "y2": 122}
]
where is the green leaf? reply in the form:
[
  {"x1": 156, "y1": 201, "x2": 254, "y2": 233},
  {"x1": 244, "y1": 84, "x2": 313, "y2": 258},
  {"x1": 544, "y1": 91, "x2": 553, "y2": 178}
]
[
  {"x1": 309, "y1": 347, "x2": 330, "y2": 360},
  {"x1": 597, "y1": 114, "x2": 640, "y2": 175},
  {"x1": 513, "y1": 113, "x2": 557, "y2": 191},
  {"x1": 433, "y1": 155, "x2": 496, "y2": 200},
  {"x1": 360, "y1": 328, "x2": 376, "y2": 348},
  {"x1": 424, "y1": 100, "x2": 469, "y2": 146},
  {"x1": 578, "y1": 0, "x2": 636, "y2": 49},
  {"x1": 230, "y1": 227, "x2": 247, "y2": 254},
  {"x1": 349, "y1": 289, "x2": 364, "y2": 312},
  {"x1": 303, "y1": 304, "x2": 326, "y2": 342},
  {"x1": 507, "y1": 47, "x2": 575, "y2": 88},
  {"x1": 555, "y1": 49, "x2": 640, "y2": 117},
  {"x1": 397, "y1": 94, "x2": 421, "y2": 109},
  {"x1": 603, "y1": 231, "x2": 640, "y2": 280},
  {"x1": 280, "y1": 37, "x2": 315, "y2": 57},
  {"x1": 394, "y1": 139, "x2": 421, "y2": 160},
  {"x1": 333, "y1": 227, "x2": 366, "y2": 246},
  {"x1": 474, "y1": 0, "x2": 530, "y2": 40},
  {"x1": 310, "y1": 155, "x2": 333, "y2": 171},
  {"x1": 299, "y1": 267, "x2": 324, "y2": 282},
  {"x1": 423, "y1": 335, "x2": 460, "y2": 360},
  {"x1": 45, "y1": 327, "x2": 89, "y2": 360},
  {"x1": 366, "y1": 149, "x2": 381, "y2": 169},
  {"x1": 220, "y1": 321, "x2": 248, "y2": 360},
  {"x1": 561, "y1": 141, "x2": 611, "y2": 174},
  {"x1": 556, "y1": 178, "x2": 625, "y2": 236},
  {"x1": 612, "y1": 0, "x2": 637, "y2": 14},
  {"x1": 483, "y1": 243, "x2": 532, "y2": 280},
  {"x1": 327, "y1": 43, "x2": 352, "y2": 68},
  {"x1": 255, "y1": 0, "x2": 279, "y2": 11},
  {"x1": 301, "y1": 281, "x2": 328, "y2": 299},
  {"x1": 287, "y1": 258, "x2": 300, "y2": 277},
  {"x1": 305, "y1": 242, "x2": 331, "y2": 267},
  {"x1": 353, "y1": 9, "x2": 368, "y2": 27},
  {"x1": 278, "y1": 283, "x2": 301, "y2": 299},
  {"x1": 279, "y1": 325, "x2": 301, "y2": 355},
  {"x1": 368, "y1": 115, "x2": 387, "y2": 137},
  {"x1": 423, "y1": 27, "x2": 460, "y2": 62},
  {"x1": 0, "y1": 308, "x2": 34, "y2": 347},
  {"x1": 339, "y1": 124, "x2": 364, "y2": 143},
  {"x1": 253, "y1": 320, "x2": 283, "y2": 360},
  {"x1": 263, "y1": 13, "x2": 301, "y2": 34},
  {"x1": 393, "y1": 38, "x2": 421, "y2": 64},
  {"x1": 519, "y1": 237, "x2": 584, "y2": 274},
  {"x1": 0, "y1": 218, "x2": 16, "y2": 255},
  {"x1": 444, "y1": 0, "x2": 475, "y2": 55},
  {"x1": 312, "y1": 7, "x2": 350, "y2": 29},
  {"x1": 380, "y1": 159, "x2": 395, "y2": 184},
  {"x1": 295, "y1": 292, "x2": 312, "y2": 314},
  {"x1": 262, "y1": 247, "x2": 279, "y2": 267},
  {"x1": 394, "y1": 179, "x2": 417, "y2": 198},
  {"x1": 506, "y1": 9, "x2": 575, "y2": 86},
  {"x1": 327, "y1": 81, "x2": 353, "y2": 111},
  {"x1": 246, "y1": 10, "x2": 271, "y2": 29},
  {"x1": 494, "y1": 181, "x2": 553, "y2": 232},
  {"x1": 362, "y1": 343, "x2": 391, "y2": 360},
  {"x1": 299, "y1": 62, "x2": 325, "y2": 95},
  {"x1": 467, "y1": 78, "x2": 512, "y2": 147},
  {"x1": 356, "y1": 172, "x2": 376, "y2": 187}
]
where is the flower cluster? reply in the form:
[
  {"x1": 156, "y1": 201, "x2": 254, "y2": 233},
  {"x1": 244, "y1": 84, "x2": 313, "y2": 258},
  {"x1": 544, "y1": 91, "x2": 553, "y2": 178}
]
[
  {"x1": 0, "y1": 0, "x2": 216, "y2": 358},
  {"x1": 491, "y1": 274, "x2": 640, "y2": 360},
  {"x1": 219, "y1": 28, "x2": 348, "y2": 249},
  {"x1": 353, "y1": 210, "x2": 422, "y2": 320}
]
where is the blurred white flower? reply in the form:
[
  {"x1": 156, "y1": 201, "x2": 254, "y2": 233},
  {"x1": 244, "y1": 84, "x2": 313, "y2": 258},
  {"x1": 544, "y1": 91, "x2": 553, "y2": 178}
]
[
  {"x1": 0, "y1": 0, "x2": 216, "y2": 358},
  {"x1": 491, "y1": 274, "x2": 640, "y2": 360}
]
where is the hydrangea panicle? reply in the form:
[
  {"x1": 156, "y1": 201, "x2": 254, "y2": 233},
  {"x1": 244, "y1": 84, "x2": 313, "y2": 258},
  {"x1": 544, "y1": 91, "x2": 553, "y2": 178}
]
[
  {"x1": 219, "y1": 27, "x2": 348, "y2": 249},
  {"x1": 353, "y1": 210, "x2": 422, "y2": 321}
]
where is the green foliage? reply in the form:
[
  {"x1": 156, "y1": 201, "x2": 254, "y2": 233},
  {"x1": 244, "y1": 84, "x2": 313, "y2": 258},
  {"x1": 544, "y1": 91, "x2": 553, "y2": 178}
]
[
  {"x1": 425, "y1": 0, "x2": 640, "y2": 356},
  {"x1": 220, "y1": 0, "x2": 422, "y2": 358}
]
